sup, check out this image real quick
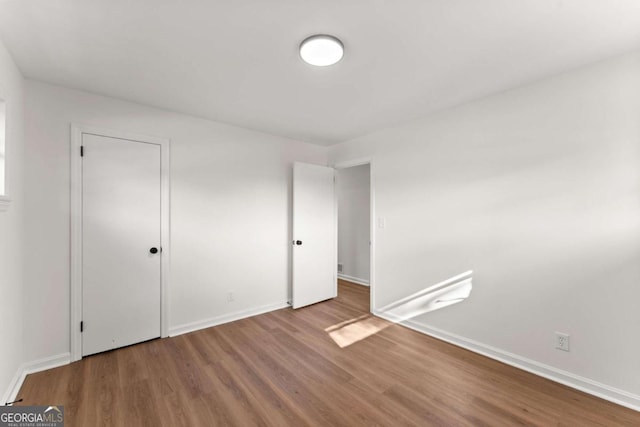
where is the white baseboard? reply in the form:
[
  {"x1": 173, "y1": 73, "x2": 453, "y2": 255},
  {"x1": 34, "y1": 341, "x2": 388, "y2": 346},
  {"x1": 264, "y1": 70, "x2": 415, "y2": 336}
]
[
  {"x1": 169, "y1": 301, "x2": 289, "y2": 337},
  {"x1": 374, "y1": 310, "x2": 640, "y2": 412},
  {"x1": 338, "y1": 274, "x2": 370, "y2": 287},
  {"x1": 2, "y1": 353, "x2": 71, "y2": 405}
]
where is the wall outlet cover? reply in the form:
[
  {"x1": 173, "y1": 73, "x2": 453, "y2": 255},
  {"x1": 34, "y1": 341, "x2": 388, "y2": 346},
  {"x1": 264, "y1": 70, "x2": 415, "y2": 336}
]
[{"x1": 555, "y1": 332, "x2": 570, "y2": 352}]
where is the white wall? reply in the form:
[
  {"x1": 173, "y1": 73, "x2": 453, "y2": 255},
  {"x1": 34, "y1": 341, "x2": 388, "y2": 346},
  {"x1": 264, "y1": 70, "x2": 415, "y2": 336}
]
[
  {"x1": 328, "y1": 51, "x2": 640, "y2": 400},
  {"x1": 0, "y1": 38, "x2": 25, "y2": 403},
  {"x1": 0, "y1": 102, "x2": 6, "y2": 195},
  {"x1": 22, "y1": 81, "x2": 326, "y2": 363},
  {"x1": 337, "y1": 164, "x2": 370, "y2": 283}
]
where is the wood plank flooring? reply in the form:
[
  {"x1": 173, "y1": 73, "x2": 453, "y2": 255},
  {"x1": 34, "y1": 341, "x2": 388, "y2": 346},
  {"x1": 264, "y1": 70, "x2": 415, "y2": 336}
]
[{"x1": 17, "y1": 279, "x2": 640, "y2": 426}]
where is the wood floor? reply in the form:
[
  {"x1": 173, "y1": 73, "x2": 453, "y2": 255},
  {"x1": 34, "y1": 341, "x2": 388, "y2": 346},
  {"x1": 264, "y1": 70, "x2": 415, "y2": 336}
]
[{"x1": 17, "y1": 280, "x2": 640, "y2": 426}]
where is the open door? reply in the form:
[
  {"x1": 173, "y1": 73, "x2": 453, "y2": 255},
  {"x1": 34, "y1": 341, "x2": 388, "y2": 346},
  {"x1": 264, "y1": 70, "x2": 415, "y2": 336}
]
[{"x1": 292, "y1": 162, "x2": 337, "y2": 309}]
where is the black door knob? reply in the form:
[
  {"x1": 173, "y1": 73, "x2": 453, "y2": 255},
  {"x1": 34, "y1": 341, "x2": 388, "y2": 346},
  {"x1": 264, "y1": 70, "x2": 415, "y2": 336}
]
[
  {"x1": 150, "y1": 247, "x2": 159, "y2": 254},
  {"x1": 295, "y1": 240, "x2": 303, "y2": 246}
]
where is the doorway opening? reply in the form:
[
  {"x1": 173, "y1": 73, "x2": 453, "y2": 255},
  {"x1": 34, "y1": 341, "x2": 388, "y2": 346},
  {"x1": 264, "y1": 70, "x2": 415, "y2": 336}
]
[{"x1": 335, "y1": 160, "x2": 373, "y2": 313}]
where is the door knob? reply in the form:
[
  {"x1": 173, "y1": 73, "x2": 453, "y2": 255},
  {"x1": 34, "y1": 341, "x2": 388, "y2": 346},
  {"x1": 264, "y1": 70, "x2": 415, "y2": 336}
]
[
  {"x1": 149, "y1": 247, "x2": 159, "y2": 254},
  {"x1": 294, "y1": 240, "x2": 303, "y2": 246}
]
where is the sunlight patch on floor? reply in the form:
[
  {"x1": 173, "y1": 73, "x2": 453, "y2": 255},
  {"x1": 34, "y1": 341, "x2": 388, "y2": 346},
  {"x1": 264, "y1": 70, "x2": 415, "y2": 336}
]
[
  {"x1": 326, "y1": 271, "x2": 472, "y2": 348},
  {"x1": 325, "y1": 315, "x2": 390, "y2": 348}
]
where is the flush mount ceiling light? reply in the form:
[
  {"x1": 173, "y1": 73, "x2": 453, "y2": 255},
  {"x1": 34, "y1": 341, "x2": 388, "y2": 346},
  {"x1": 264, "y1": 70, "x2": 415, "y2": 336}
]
[{"x1": 299, "y1": 35, "x2": 344, "y2": 66}]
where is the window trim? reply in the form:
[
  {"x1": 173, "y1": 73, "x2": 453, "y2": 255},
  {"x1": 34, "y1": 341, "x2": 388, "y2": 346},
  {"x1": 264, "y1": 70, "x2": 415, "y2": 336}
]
[{"x1": 0, "y1": 85, "x2": 8, "y2": 212}]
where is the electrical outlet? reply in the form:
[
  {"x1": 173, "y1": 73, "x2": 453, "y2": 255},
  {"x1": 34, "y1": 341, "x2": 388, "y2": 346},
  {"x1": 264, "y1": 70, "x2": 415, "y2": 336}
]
[
  {"x1": 555, "y1": 332, "x2": 570, "y2": 352},
  {"x1": 227, "y1": 292, "x2": 235, "y2": 302}
]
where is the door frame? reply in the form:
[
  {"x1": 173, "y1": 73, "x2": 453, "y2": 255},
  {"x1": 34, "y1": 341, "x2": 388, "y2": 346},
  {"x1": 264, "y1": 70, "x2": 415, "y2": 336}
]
[
  {"x1": 70, "y1": 124, "x2": 171, "y2": 362},
  {"x1": 333, "y1": 157, "x2": 375, "y2": 312}
]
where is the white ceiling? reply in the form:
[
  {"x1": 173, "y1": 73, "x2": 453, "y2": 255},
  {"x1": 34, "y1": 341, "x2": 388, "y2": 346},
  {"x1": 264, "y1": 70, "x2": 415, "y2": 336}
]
[{"x1": 1, "y1": 0, "x2": 640, "y2": 145}]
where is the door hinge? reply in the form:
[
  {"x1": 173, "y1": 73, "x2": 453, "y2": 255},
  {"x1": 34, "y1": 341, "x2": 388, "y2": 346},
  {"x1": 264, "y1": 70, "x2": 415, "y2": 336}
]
[
  {"x1": 80, "y1": 146, "x2": 84, "y2": 157},
  {"x1": 80, "y1": 321, "x2": 84, "y2": 332}
]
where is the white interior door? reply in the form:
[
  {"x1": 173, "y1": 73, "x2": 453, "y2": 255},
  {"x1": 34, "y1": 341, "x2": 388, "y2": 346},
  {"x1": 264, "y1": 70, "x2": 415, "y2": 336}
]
[
  {"x1": 292, "y1": 162, "x2": 337, "y2": 309},
  {"x1": 82, "y1": 133, "x2": 161, "y2": 356}
]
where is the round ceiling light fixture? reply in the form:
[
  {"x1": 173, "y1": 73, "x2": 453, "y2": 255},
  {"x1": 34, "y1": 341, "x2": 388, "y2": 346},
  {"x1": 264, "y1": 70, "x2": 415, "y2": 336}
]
[{"x1": 299, "y1": 35, "x2": 344, "y2": 66}]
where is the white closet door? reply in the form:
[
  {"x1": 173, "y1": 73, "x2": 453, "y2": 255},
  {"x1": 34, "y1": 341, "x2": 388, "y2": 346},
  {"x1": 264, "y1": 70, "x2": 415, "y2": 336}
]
[{"x1": 82, "y1": 133, "x2": 161, "y2": 356}]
